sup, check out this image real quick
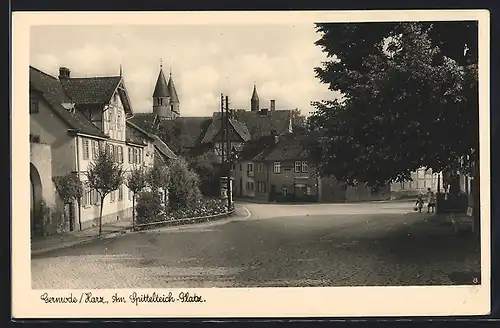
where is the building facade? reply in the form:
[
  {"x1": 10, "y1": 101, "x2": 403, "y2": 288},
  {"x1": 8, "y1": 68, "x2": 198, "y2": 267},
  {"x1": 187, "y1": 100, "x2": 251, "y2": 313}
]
[{"x1": 29, "y1": 65, "x2": 176, "y2": 236}]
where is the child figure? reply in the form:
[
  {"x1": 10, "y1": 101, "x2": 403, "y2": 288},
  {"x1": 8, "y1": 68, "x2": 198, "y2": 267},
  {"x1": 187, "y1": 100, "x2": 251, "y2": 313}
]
[{"x1": 415, "y1": 194, "x2": 424, "y2": 213}]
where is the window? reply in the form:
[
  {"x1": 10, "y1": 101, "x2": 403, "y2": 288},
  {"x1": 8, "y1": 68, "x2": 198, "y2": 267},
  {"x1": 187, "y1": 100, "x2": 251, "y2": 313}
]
[
  {"x1": 82, "y1": 187, "x2": 91, "y2": 207},
  {"x1": 247, "y1": 163, "x2": 253, "y2": 173},
  {"x1": 282, "y1": 187, "x2": 288, "y2": 195},
  {"x1": 139, "y1": 149, "x2": 143, "y2": 164},
  {"x1": 117, "y1": 112, "x2": 122, "y2": 132},
  {"x1": 29, "y1": 99, "x2": 39, "y2": 113},
  {"x1": 273, "y1": 162, "x2": 281, "y2": 173},
  {"x1": 257, "y1": 163, "x2": 263, "y2": 173},
  {"x1": 158, "y1": 98, "x2": 163, "y2": 106},
  {"x1": 109, "y1": 144, "x2": 114, "y2": 160},
  {"x1": 118, "y1": 146, "x2": 123, "y2": 163},
  {"x1": 110, "y1": 190, "x2": 116, "y2": 202},
  {"x1": 128, "y1": 148, "x2": 132, "y2": 163},
  {"x1": 257, "y1": 182, "x2": 267, "y2": 193},
  {"x1": 91, "y1": 141, "x2": 96, "y2": 159},
  {"x1": 294, "y1": 161, "x2": 301, "y2": 173},
  {"x1": 91, "y1": 189, "x2": 100, "y2": 206},
  {"x1": 82, "y1": 139, "x2": 90, "y2": 160},
  {"x1": 118, "y1": 185, "x2": 123, "y2": 201},
  {"x1": 301, "y1": 161, "x2": 308, "y2": 173}
]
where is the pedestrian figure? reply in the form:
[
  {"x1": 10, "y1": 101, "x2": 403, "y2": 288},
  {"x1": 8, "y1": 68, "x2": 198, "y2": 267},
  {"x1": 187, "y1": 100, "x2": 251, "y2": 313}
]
[
  {"x1": 426, "y1": 188, "x2": 436, "y2": 213},
  {"x1": 414, "y1": 194, "x2": 424, "y2": 213}
]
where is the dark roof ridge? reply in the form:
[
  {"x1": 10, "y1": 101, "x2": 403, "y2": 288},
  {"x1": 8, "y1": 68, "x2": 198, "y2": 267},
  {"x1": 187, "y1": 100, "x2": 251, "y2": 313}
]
[{"x1": 29, "y1": 65, "x2": 59, "y2": 80}]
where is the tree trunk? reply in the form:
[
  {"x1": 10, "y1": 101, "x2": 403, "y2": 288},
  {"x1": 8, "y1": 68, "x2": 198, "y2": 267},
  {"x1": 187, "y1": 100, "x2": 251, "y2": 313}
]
[
  {"x1": 132, "y1": 193, "x2": 135, "y2": 230},
  {"x1": 77, "y1": 199, "x2": 82, "y2": 231},
  {"x1": 98, "y1": 195, "x2": 104, "y2": 236}
]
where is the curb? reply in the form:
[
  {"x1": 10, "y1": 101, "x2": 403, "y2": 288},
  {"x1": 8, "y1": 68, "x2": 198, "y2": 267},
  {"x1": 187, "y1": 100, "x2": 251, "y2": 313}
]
[{"x1": 31, "y1": 207, "x2": 251, "y2": 256}]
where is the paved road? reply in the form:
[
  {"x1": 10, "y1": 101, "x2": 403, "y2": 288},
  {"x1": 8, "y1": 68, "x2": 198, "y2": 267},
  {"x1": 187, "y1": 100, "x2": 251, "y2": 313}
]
[{"x1": 31, "y1": 201, "x2": 481, "y2": 289}]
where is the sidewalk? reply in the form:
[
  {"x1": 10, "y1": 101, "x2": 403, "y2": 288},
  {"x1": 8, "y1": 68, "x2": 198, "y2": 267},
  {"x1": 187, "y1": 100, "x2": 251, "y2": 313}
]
[
  {"x1": 31, "y1": 205, "x2": 249, "y2": 256},
  {"x1": 31, "y1": 218, "x2": 133, "y2": 255}
]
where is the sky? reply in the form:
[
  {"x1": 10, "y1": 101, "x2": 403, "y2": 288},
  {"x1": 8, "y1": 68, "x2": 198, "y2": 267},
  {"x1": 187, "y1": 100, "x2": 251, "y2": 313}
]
[{"x1": 30, "y1": 24, "x2": 339, "y2": 117}]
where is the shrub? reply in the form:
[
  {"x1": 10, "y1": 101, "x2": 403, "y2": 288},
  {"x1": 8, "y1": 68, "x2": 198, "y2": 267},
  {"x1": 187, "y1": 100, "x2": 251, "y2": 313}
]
[
  {"x1": 167, "y1": 198, "x2": 230, "y2": 221},
  {"x1": 135, "y1": 191, "x2": 165, "y2": 225}
]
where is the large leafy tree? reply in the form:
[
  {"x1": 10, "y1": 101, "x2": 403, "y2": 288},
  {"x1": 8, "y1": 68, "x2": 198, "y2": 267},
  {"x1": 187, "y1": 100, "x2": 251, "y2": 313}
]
[{"x1": 309, "y1": 21, "x2": 478, "y2": 187}]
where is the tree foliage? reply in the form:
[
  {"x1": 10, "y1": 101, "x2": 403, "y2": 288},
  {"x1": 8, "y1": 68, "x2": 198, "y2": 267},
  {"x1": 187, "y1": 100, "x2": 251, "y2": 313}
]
[
  {"x1": 86, "y1": 146, "x2": 125, "y2": 235},
  {"x1": 52, "y1": 173, "x2": 83, "y2": 204},
  {"x1": 126, "y1": 165, "x2": 148, "y2": 229},
  {"x1": 147, "y1": 162, "x2": 170, "y2": 196},
  {"x1": 309, "y1": 21, "x2": 478, "y2": 186},
  {"x1": 168, "y1": 157, "x2": 202, "y2": 209},
  {"x1": 188, "y1": 150, "x2": 220, "y2": 197}
]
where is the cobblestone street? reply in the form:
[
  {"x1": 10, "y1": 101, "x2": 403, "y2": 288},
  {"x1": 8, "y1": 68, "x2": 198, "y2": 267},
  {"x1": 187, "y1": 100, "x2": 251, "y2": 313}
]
[{"x1": 31, "y1": 201, "x2": 481, "y2": 289}]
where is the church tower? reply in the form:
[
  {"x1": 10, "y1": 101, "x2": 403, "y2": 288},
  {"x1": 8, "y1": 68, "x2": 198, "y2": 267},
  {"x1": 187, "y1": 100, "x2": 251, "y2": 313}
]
[
  {"x1": 250, "y1": 83, "x2": 260, "y2": 112},
  {"x1": 167, "y1": 69, "x2": 180, "y2": 119},
  {"x1": 152, "y1": 62, "x2": 174, "y2": 119}
]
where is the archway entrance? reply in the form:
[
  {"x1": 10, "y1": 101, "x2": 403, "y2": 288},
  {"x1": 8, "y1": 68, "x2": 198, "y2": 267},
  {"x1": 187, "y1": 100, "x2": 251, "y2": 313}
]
[{"x1": 30, "y1": 163, "x2": 43, "y2": 237}]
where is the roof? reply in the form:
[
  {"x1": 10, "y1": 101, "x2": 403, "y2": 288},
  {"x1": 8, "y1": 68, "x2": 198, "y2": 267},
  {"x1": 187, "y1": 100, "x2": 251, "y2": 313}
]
[
  {"x1": 128, "y1": 113, "x2": 158, "y2": 132},
  {"x1": 60, "y1": 75, "x2": 133, "y2": 115},
  {"x1": 126, "y1": 120, "x2": 177, "y2": 160},
  {"x1": 200, "y1": 118, "x2": 251, "y2": 144},
  {"x1": 251, "y1": 84, "x2": 259, "y2": 101},
  {"x1": 167, "y1": 75, "x2": 179, "y2": 103},
  {"x1": 150, "y1": 134, "x2": 177, "y2": 160},
  {"x1": 159, "y1": 116, "x2": 212, "y2": 149},
  {"x1": 253, "y1": 132, "x2": 309, "y2": 162},
  {"x1": 125, "y1": 121, "x2": 152, "y2": 145},
  {"x1": 238, "y1": 135, "x2": 276, "y2": 161},
  {"x1": 29, "y1": 66, "x2": 107, "y2": 138},
  {"x1": 212, "y1": 109, "x2": 292, "y2": 139},
  {"x1": 153, "y1": 67, "x2": 170, "y2": 98}
]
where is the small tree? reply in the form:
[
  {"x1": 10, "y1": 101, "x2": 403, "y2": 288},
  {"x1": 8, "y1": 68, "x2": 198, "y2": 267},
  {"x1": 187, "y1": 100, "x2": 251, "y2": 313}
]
[
  {"x1": 86, "y1": 147, "x2": 124, "y2": 235},
  {"x1": 169, "y1": 157, "x2": 202, "y2": 210},
  {"x1": 147, "y1": 162, "x2": 171, "y2": 204},
  {"x1": 52, "y1": 173, "x2": 84, "y2": 230},
  {"x1": 125, "y1": 165, "x2": 148, "y2": 230}
]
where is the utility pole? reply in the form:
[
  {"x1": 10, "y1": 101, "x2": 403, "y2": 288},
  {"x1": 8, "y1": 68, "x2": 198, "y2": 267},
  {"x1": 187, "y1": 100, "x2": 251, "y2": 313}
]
[
  {"x1": 220, "y1": 93, "x2": 225, "y2": 165},
  {"x1": 225, "y1": 95, "x2": 232, "y2": 209}
]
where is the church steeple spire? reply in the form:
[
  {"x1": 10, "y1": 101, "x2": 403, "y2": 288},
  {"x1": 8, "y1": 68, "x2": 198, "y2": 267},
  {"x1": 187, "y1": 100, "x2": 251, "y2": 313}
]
[
  {"x1": 251, "y1": 83, "x2": 260, "y2": 112},
  {"x1": 153, "y1": 62, "x2": 170, "y2": 98}
]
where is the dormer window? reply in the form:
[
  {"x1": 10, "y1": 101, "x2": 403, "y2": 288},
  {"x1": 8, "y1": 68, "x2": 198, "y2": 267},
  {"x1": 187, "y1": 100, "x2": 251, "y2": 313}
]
[{"x1": 61, "y1": 103, "x2": 75, "y2": 114}]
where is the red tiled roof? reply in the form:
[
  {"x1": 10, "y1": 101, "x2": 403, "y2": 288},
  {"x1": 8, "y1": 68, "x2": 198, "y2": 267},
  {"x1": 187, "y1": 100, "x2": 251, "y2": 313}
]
[{"x1": 29, "y1": 66, "x2": 107, "y2": 138}]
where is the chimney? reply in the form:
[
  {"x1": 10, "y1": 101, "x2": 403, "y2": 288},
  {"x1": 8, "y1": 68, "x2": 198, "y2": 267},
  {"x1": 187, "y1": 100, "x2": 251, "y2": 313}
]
[
  {"x1": 59, "y1": 67, "x2": 70, "y2": 79},
  {"x1": 270, "y1": 99, "x2": 276, "y2": 111},
  {"x1": 271, "y1": 129, "x2": 278, "y2": 144}
]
